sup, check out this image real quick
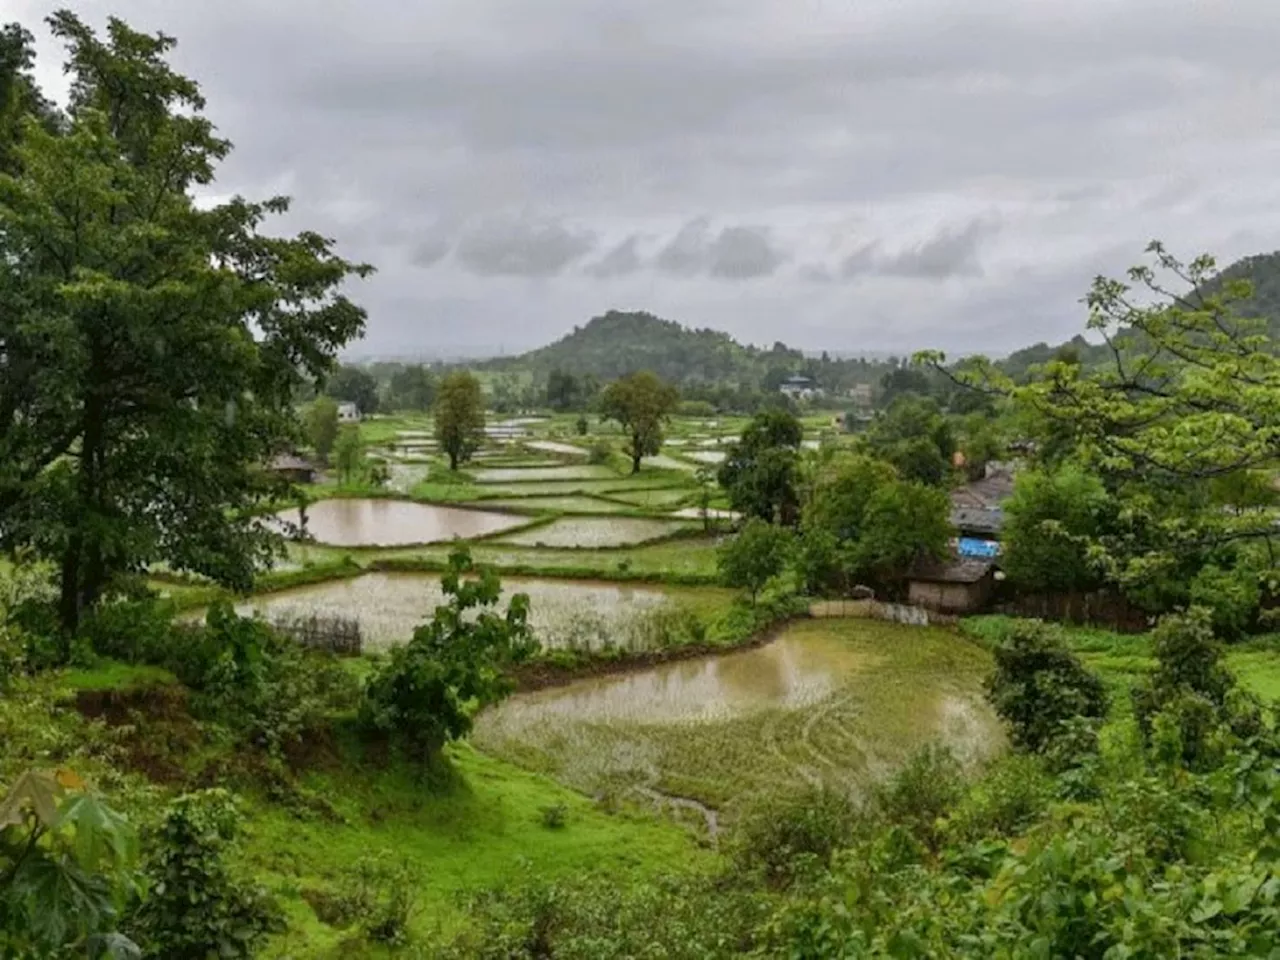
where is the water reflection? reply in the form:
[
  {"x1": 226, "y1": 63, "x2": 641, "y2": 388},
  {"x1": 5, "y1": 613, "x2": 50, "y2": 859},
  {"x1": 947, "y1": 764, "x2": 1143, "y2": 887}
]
[
  {"x1": 485, "y1": 632, "x2": 883, "y2": 727},
  {"x1": 273, "y1": 498, "x2": 523, "y2": 547}
]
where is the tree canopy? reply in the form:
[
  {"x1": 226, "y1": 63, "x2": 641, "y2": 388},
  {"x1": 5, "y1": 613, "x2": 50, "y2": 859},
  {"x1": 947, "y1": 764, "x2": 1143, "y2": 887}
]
[
  {"x1": 434, "y1": 371, "x2": 486, "y2": 471},
  {"x1": 0, "y1": 11, "x2": 371, "y2": 632},
  {"x1": 600, "y1": 371, "x2": 679, "y2": 474}
]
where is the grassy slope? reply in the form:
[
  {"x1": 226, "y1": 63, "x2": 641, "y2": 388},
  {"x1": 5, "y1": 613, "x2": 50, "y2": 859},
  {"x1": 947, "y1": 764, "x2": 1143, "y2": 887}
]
[{"x1": 250, "y1": 743, "x2": 706, "y2": 957}]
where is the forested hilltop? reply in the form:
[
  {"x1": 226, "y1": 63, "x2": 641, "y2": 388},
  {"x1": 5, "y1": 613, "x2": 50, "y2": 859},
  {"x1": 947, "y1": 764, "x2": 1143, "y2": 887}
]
[{"x1": 997, "y1": 249, "x2": 1280, "y2": 380}]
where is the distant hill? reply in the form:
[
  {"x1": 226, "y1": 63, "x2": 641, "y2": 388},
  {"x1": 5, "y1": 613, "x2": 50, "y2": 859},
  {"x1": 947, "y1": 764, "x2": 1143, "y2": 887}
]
[
  {"x1": 996, "y1": 250, "x2": 1280, "y2": 380},
  {"x1": 483, "y1": 310, "x2": 805, "y2": 386}
]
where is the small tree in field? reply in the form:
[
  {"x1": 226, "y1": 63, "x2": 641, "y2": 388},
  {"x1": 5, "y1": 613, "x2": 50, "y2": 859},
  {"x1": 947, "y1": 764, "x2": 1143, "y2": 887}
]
[
  {"x1": 333, "y1": 424, "x2": 365, "y2": 485},
  {"x1": 434, "y1": 371, "x2": 486, "y2": 471},
  {"x1": 600, "y1": 371, "x2": 679, "y2": 474},
  {"x1": 360, "y1": 549, "x2": 537, "y2": 763},
  {"x1": 719, "y1": 518, "x2": 793, "y2": 605},
  {"x1": 305, "y1": 396, "x2": 340, "y2": 464}
]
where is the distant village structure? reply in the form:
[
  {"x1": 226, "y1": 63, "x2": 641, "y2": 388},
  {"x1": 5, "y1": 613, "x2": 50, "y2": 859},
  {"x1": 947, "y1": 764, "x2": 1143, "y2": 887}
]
[
  {"x1": 778, "y1": 375, "x2": 822, "y2": 401},
  {"x1": 906, "y1": 461, "x2": 1017, "y2": 614},
  {"x1": 337, "y1": 401, "x2": 361, "y2": 423}
]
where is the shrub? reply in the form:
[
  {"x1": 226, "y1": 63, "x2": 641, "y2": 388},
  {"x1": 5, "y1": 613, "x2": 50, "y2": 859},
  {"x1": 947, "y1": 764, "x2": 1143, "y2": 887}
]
[
  {"x1": 1189, "y1": 564, "x2": 1260, "y2": 640},
  {"x1": 873, "y1": 743, "x2": 965, "y2": 851},
  {"x1": 360, "y1": 549, "x2": 537, "y2": 763},
  {"x1": 985, "y1": 619, "x2": 1108, "y2": 755},
  {"x1": 729, "y1": 785, "x2": 861, "y2": 889},
  {"x1": 79, "y1": 597, "x2": 177, "y2": 665},
  {"x1": 1132, "y1": 607, "x2": 1260, "y2": 769},
  {"x1": 539, "y1": 802, "x2": 568, "y2": 830},
  {"x1": 313, "y1": 854, "x2": 415, "y2": 945},
  {"x1": 132, "y1": 790, "x2": 280, "y2": 959},
  {"x1": 717, "y1": 518, "x2": 793, "y2": 604},
  {"x1": 587, "y1": 439, "x2": 612, "y2": 464},
  {"x1": 948, "y1": 753, "x2": 1054, "y2": 842}
]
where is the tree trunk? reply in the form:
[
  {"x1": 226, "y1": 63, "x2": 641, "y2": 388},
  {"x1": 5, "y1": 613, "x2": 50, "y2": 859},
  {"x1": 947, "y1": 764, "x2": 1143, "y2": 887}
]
[
  {"x1": 59, "y1": 535, "x2": 82, "y2": 636},
  {"x1": 449, "y1": 449, "x2": 459, "y2": 471}
]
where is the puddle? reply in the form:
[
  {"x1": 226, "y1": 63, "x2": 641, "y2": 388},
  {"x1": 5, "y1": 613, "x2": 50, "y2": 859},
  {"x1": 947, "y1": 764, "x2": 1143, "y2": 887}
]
[{"x1": 273, "y1": 499, "x2": 524, "y2": 547}]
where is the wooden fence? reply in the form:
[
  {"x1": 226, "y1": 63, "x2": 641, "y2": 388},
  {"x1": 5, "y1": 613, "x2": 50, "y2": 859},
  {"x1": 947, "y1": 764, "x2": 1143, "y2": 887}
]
[{"x1": 271, "y1": 613, "x2": 363, "y2": 657}]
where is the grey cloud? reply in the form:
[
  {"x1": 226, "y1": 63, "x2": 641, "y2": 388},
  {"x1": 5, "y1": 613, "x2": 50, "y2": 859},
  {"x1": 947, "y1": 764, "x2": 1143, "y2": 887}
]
[
  {"x1": 654, "y1": 220, "x2": 785, "y2": 279},
  {"x1": 585, "y1": 235, "x2": 644, "y2": 278},
  {"x1": 410, "y1": 234, "x2": 452, "y2": 268},
  {"x1": 838, "y1": 221, "x2": 996, "y2": 280},
  {"x1": 707, "y1": 226, "x2": 786, "y2": 278},
  {"x1": 453, "y1": 215, "x2": 596, "y2": 277},
  {"x1": 20, "y1": 0, "x2": 1280, "y2": 354},
  {"x1": 878, "y1": 220, "x2": 996, "y2": 278},
  {"x1": 654, "y1": 219, "x2": 712, "y2": 277}
]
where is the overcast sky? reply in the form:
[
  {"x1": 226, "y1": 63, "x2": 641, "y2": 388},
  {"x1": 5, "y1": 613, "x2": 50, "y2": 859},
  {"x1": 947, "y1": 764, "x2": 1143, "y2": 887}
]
[{"x1": 16, "y1": 1, "x2": 1280, "y2": 358}]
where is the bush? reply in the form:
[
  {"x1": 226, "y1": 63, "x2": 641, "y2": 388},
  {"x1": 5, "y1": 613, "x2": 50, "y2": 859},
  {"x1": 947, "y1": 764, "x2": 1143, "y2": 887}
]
[
  {"x1": 985, "y1": 620, "x2": 1108, "y2": 755},
  {"x1": 132, "y1": 790, "x2": 280, "y2": 959},
  {"x1": 729, "y1": 785, "x2": 861, "y2": 889},
  {"x1": 360, "y1": 549, "x2": 537, "y2": 763},
  {"x1": 1132, "y1": 607, "x2": 1261, "y2": 769},
  {"x1": 313, "y1": 854, "x2": 415, "y2": 945},
  {"x1": 587, "y1": 439, "x2": 612, "y2": 464},
  {"x1": 948, "y1": 753, "x2": 1054, "y2": 842},
  {"x1": 717, "y1": 518, "x2": 793, "y2": 604},
  {"x1": 1189, "y1": 564, "x2": 1260, "y2": 640},
  {"x1": 873, "y1": 743, "x2": 965, "y2": 851},
  {"x1": 539, "y1": 802, "x2": 568, "y2": 829}
]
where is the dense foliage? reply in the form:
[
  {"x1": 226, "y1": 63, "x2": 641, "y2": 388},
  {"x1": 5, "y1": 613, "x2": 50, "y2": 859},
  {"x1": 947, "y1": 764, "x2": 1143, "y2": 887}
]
[
  {"x1": 599, "y1": 371, "x2": 680, "y2": 474},
  {"x1": 360, "y1": 549, "x2": 537, "y2": 762},
  {"x1": 0, "y1": 13, "x2": 370, "y2": 636},
  {"x1": 434, "y1": 371, "x2": 487, "y2": 471},
  {"x1": 717, "y1": 411, "x2": 804, "y2": 525}
]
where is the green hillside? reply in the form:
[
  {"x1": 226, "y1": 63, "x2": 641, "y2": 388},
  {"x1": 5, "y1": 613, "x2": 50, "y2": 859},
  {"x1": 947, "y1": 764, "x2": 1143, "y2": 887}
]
[
  {"x1": 996, "y1": 250, "x2": 1280, "y2": 380},
  {"x1": 485, "y1": 310, "x2": 796, "y2": 385}
]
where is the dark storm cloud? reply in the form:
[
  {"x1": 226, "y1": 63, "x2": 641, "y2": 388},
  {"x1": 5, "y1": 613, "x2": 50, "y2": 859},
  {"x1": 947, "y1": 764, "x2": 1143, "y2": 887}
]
[
  {"x1": 452, "y1": 214, "x2": 596, "y2": 277},
  {"x1": 16, "y1": 0, "x2": 1280, "y2": 355}
]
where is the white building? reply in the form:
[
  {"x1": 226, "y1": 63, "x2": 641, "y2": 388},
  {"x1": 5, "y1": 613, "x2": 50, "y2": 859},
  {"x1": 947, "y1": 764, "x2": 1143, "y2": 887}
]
[
  {"x1": 337, "y1": 401, "x2": 361, "y2": 423},
  {"x1": 779, "y1": 375, "x2": 822, "y2": 401}
]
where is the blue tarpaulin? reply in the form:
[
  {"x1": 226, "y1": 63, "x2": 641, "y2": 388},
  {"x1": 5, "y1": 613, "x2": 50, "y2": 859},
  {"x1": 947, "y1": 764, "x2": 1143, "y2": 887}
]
[{"x1": 957, "y1": 538, "x2": 1000, "y2": 559}]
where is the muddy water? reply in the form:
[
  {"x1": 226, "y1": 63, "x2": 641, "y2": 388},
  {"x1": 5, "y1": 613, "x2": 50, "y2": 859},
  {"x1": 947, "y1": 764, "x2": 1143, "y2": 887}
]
[
  {"x1": 486, "y1": 629, "x2": 878, "y2": 727},
  {"x1": 473, "y1": 619, "x2": 1005, "y2": 809},
  {"x1": 273, "y1": 498, "x2": 523, "y2": 547},
  {"x1": 237, "y1": 571, "x2": 673, "y2": 650}
]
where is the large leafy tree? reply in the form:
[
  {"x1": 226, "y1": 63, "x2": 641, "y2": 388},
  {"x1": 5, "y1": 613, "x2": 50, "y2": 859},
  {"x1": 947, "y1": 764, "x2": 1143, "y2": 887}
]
[
  {"x1": 865, "y1": 395, "x2": 955, "y2": 487},
  {"x1": 1001, "y1": 466, "x2": 1114, "y2": 596},
  {"x1": 600, "y1": 371, "x2": 679, "y2": 474},
  {"x1": 922, "y1": 242, "x2": 1280, "y2": 607},
  {"x1": 434, "y1": 371, "x2": 486, "y2": 471},
  {"x1": 325, "y1": 364, "x2": 380, "y2": 415},
  {"x1": 0, "y1": 12, "x2": 371, "y2": 632},
  {"x1": 717, "y1": 410, "x2": 804, "y2": 524}
]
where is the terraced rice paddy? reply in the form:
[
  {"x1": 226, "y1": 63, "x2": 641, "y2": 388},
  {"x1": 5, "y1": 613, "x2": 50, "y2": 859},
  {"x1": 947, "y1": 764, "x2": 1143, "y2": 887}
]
[
  {"x1": 606, "y1": 487, "x2": 694, "y2": 509},
  {"x1": 640, "y1": 454, "x2": 698, "y2": 471},
  {"x1": 273, "y1": 498, "x2": 525, "y2": 547},
  {"x1": 474, "y1": 618, "x2": 1003, "y2": 808},
  {"x1": 685, "y1": 451, "x2": 727, "y2": 464},
  {"x1": 495, "y1": 516, "x2": 687, "y2": 548},
  {"x1": 482, "y1": 495, "x2": 638, "y2": 515},
  {"x1": 237, "y1": 572, "x2": 689, "y2": 651},
  {"x1": 473, "y1": 465, "x2": 619, "y2": 483},
  {"x1": 525, "y1": 440, "x2": 589, "y2": 456}
]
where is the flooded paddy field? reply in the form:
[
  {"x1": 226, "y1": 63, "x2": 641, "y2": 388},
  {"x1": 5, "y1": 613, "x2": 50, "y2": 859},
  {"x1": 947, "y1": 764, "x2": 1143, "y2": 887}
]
[
  {"x1": 473, "y1": 465, "x2": 619, "y2": 484},
  {"x1": 481, "y1": 495, "x2": 640, "y2": 515},
  {"x1": 474, "y1": 618, "x2": 1003, "y2": 808},
  {"x1": 494, "y1": 516, "x2": 688, "y2": 548},
  {"x1": 273, "y1": 498, "x2": 525, "y2": 547},
  {"x1": 237, "y1": 571, "x2": 727, "y2": 651}
]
